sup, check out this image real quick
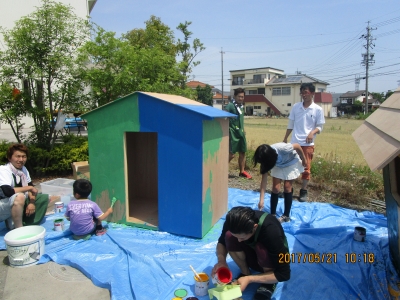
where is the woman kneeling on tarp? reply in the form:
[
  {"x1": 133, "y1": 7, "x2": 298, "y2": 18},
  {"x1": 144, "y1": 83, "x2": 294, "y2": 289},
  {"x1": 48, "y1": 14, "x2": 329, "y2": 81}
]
[{"x1": 0, "y1": 143, "x2": 48, "y2": 230}]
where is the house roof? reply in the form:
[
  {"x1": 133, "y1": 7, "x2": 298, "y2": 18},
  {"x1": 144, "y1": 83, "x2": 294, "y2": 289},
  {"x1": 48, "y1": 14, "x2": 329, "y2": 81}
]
[
  {"x1": 230, "y1": 67, "x2": 284, "y2": 73},
  {"x1": 340, "y1": 90, "x2": 368, "y2": 98},
  {"x1": 82, "y1": 91, "x2": 236, "y2": 120},
  {"x1": 186, "y1": 81, "x2": 214, "y2": 89},
  {"x1": 352, "y1": 87, "x2": 400, "y2": 171},
  {"x1": 266, "y1": 74, "x2": 329, "y2": 86},
  {"x1": 244, "y1": 95, "x2": 281, "y2": 115}
]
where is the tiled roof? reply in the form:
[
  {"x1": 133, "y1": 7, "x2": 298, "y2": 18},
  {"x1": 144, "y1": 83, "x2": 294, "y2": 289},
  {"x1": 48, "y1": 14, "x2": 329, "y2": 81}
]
[{"x1": 186, "y1": 81, "x2": 215, "y2": 88}]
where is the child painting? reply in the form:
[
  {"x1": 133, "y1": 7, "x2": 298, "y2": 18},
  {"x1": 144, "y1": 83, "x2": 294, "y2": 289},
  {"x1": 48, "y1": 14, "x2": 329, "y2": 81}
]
[{"x1": 65, "y1": 179, "x2": 113, "y2": 239}]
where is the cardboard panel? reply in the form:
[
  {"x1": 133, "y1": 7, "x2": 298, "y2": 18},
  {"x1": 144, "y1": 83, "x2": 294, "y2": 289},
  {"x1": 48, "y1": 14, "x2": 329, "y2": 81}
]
[
  {"x1": 84, "y1": 93, "x2": 140, "y2": 223},
  {"x1": 366, "y1": 108, "x2": 400, "y2": 141},
  {"x1": 384, "y1": 165, "x2": 400, "y2": 275},
  {"x1": 352, "y1": 122, "x2": 400, "y2": 171},
  {"x1": 202, "y1": 119, "x2": 229, "y2": 236},
  {"x1": 380, "y1": 89, "x2": 400, "y2": 109},
  {"x1": 71, "y1": 161, "x2": 90, "y2": 180},
  {"x1": 139, "y1": 94, "x2": 204, "y2": 238}
]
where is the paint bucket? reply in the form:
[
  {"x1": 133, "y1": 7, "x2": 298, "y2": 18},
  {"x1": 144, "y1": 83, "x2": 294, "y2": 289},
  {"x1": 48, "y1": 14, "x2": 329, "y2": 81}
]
[
  {"x1": 194, "y1": 273, "x2": 209, "y2": 296},
  {"x1": 4, "y1": 225, "x2": 46, "y2": 268},
  {"x1": 212, "y1": 267, "x2": 232, "y2": 285},
  {"x1": 54, "y1": 219, "x2": 64, "y2": 231},
  {"x1": 354, "y1": 226, "x2": 366, "y2": 242},
  {"x1": 54, "y1": 201, "x2": 64, "y2": 213}
]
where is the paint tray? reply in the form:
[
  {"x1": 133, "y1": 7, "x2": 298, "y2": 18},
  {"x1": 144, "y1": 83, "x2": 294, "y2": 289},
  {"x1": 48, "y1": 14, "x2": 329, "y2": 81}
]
[{"x1": 208, "y1": 284, "x2": 242, "y2": 300}]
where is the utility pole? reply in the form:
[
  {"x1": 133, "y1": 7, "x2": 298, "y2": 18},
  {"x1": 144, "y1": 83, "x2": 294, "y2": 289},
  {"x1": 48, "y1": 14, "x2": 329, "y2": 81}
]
[
  {"x1": 221, "y1": 48, "x2": 225, "y2": 106},
  {"x1": 361, "y1": 21, "x2": 376, "y2": 114}
]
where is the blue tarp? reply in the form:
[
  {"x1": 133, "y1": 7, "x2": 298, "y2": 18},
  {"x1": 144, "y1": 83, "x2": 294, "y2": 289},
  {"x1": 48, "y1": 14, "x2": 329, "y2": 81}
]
[{"x1": 1, "y1": 188, "x2": 399, "y2": 300}]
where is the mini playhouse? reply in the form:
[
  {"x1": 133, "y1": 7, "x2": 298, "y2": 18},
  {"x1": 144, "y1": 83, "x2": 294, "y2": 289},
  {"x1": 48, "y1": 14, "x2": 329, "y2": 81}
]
[
  {"x1": 82, "y1": 92, "x2": 236, "y2": 238},
  {"x1": 353, "y1": 87, "x2": 400, "y2": 274}
]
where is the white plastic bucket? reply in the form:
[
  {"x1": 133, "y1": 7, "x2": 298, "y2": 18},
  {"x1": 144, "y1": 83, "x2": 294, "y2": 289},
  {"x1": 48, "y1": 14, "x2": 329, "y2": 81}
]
[{"x1": 4, "y1": 225, "x2": 46, "y2": 268}]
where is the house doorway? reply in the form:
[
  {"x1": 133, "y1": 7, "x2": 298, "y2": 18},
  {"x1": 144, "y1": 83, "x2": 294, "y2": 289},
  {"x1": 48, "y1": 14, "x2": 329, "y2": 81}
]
[{"x1": 125, "y1": 132, "x2": 158, "y2": 228}]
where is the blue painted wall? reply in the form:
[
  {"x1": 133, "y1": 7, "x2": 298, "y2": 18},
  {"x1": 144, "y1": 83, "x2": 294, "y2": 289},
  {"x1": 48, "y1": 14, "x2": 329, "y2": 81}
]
[
  {"x1": 139, "y1": 95, "x2": 204, "y2": 237},
  {"x1": 384, "y1": 165, "x2": 400, "y2": 274}
]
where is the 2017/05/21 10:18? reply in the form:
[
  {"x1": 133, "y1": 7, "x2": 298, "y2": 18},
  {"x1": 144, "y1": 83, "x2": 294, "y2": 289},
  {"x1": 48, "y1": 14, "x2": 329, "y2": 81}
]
[{"x1": 278, "y1": 253, "x2": 375, "y2": 264}]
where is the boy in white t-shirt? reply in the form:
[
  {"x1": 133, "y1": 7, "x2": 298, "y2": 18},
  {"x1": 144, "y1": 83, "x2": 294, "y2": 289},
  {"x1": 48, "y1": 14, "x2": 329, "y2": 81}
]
[{"x1": 283, "y1": 83, "x2": 325, "y2": 202}]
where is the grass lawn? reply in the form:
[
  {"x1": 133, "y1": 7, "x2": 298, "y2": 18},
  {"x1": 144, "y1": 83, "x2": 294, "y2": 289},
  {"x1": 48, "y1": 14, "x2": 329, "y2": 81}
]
[{"x1": 244, "y1": 117, "x2": 366, "y2": 166}]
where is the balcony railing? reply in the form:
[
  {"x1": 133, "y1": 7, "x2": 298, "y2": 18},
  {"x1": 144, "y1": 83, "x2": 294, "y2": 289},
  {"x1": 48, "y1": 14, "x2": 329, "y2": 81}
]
[{"x1": 232, "y1": 78, "x2": 265, "y2": 85}]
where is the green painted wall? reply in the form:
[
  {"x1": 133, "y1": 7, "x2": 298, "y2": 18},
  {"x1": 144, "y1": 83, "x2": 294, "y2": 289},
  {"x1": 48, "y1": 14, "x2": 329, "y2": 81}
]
[
  {"x1": 83, "y1": 94, "x2": 140, "y2": 223},
  {"x1": 202, "y1": 119, "x2": 223, "y2": 235}
]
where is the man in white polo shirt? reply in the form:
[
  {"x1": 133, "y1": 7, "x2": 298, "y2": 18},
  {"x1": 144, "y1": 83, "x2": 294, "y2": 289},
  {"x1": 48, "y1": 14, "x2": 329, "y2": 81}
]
[{"x1": 283, "y1": 83, "x2": 325, "y2": 202}]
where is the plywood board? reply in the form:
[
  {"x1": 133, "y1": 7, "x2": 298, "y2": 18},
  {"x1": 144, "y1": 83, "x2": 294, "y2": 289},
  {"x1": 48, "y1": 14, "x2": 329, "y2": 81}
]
[{"x1": 380, "y1": 88, "x2": 400, "y2": 109}]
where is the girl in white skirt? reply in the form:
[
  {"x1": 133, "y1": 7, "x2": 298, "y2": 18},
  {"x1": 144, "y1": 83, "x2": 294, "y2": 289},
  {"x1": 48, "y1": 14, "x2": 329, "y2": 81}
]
[{"x1": 253, "y1": 143, "x2": 307, "y2": 223}]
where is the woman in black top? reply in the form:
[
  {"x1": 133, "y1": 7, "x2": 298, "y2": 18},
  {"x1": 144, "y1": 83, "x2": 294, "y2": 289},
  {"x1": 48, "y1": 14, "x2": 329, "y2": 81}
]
[{"x1": 212, "y1": 206, "x2": 290, "y2": 299}]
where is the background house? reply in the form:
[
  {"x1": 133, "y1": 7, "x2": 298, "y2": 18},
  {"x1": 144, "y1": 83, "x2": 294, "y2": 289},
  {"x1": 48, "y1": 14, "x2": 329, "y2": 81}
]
[
  {"x1": 339, "y1": 90, "x2": 378, "y2": 113},
  {"x1": 82, "y1": 91, "x2": 235, "y2": 238},
  {"x1": 0, "y1": 0, "x2": 97, "y2": 129},
  {"x1": 230, "y1": 68, "x2": 330, "y2": 116},
  {"x1": 352, "y1": 87, "x2": 400, "y2": 274},
  {"x1": 186, "y1": 80, "x2": 229, "y2": 110}
]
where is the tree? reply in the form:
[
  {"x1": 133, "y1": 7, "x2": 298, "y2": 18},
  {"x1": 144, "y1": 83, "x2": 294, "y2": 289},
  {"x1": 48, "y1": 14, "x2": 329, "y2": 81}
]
[
  {"x1": 176, "y1": 21, "x2": 205, "y2": 88},
  {"x1": 0, "y1": 0, "x2": 90, "y2": 149},
  {"x1": 384, "y1": 90, "x2": 394, "y2": 101},
  {"x1": 371, "y1": 92, "x2": 383, "y2": 103},
  {"x1": 78, "y1": 20, "x2": 194, "y2": 106},
  {"x1": 195, "y1": 85, "x2": 213, "y2": 106},
  {"x1": 123, "y1": 16, "x2": 176, "y2": 56}
]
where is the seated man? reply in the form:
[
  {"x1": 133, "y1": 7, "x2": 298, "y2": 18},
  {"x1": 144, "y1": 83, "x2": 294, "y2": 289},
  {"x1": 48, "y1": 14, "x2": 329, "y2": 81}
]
[
  {"x1": 212, "y1": 206, "x2": 290, "y2": 300},
  {"x1": 0, "y1": 143, "x2": 48, "y2": 229}
]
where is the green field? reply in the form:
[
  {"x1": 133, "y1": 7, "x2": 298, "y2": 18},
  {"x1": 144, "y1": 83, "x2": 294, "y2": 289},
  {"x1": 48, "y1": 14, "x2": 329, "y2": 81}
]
[{"x1": 244, "y1": 117, "x2": 367, "y2": 166}]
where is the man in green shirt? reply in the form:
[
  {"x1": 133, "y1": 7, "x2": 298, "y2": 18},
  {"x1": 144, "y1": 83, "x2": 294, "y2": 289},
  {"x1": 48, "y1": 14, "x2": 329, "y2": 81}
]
[{"x1": 226, "y1": 88, "x2": 252, "y2": 179}]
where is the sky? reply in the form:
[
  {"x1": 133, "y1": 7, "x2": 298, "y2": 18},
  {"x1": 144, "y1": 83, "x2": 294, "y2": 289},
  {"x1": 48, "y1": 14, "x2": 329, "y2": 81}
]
[{"x1": 90, "y1": 0, "x2": 400, "y2": 94}]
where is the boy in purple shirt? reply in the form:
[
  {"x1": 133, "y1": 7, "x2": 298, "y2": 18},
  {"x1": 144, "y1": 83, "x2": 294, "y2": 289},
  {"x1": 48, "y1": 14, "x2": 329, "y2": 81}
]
[{"x1": 65, "y1": 179, "x2": 113, "y2": 239}]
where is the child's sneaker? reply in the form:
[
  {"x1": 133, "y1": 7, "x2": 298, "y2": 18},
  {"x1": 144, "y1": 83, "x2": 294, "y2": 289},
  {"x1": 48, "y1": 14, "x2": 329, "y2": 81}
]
[{"x1": 95, "y1": 228, "x2": 107, "y2": 236}]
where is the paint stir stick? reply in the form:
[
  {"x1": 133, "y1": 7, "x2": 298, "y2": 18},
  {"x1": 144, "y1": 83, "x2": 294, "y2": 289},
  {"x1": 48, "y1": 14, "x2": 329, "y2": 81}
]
[
  {"x1": 111, "y1": 197, "x2": 118, "y2": 208},
  {"x1": 189, "y1": 265, "x2": 202, "y2": 281}
]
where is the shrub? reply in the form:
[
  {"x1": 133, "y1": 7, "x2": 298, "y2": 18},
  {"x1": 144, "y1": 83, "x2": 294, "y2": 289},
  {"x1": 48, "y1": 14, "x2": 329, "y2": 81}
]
[{"x1": 0, "y1": 135, "x2": 89, "y2": 176}]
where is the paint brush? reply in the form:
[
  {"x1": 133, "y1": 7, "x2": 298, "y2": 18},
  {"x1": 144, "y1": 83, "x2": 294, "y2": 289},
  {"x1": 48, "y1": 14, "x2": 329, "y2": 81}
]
[
  {"x1": 189, "y1": 265, "x2": 202, "y2": 281},
  {"x1": 111, "y1": 197, "x2": 118, "y2": 208}
]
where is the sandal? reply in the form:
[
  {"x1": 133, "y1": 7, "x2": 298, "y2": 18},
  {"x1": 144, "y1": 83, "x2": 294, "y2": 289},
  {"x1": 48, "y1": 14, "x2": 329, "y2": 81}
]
[{"x1": 253, "y1": 283, "x2": 276, "y2": 300}]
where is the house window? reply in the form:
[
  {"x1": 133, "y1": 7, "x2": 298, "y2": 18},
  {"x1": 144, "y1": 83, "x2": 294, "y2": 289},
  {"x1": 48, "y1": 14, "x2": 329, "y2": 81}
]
[
  {"x1": 287, "y1": 103, "x2": 292, "y2": 106},
  {"x1": 282, "y1": 87, "x2": 291, "y2": 95},
  {"x1": 272, "y1": 88, "x2": 281, "y2": 95},
  {"x1": 254, "y1": 106, "x2": 261, "y2": 109},
  {"x1": 253, "y1": 74, "x2": 266, "y2": 84},
  {"x1": 318, "y1": 88, "x2": 325, "y2": 92},
  {"x1": 232, "y1": 76, "x2": 244, "y2": 85},
  {"x1": 257, "y1": 88, "x2": 265, "y2": 95},
  {"x1": 248, "y1": 90, "x2": 257, "y2": 95}
]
